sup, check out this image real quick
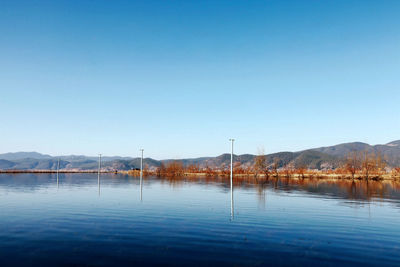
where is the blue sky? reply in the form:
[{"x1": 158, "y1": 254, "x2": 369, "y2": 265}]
[{"x1": 1, "y1": 0, "x2": 399, "y2": 159}]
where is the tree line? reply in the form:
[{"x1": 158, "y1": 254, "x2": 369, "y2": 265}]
[{"x1": 129, "y1": 150, "x2": 400, "y2": 181}]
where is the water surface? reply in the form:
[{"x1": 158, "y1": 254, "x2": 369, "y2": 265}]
[{"x1": 1, "y1": 174, "x2": 400, "y2": 266}]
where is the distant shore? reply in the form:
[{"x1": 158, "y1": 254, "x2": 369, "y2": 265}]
[
  {"x1": 0, "y1": 170, "x2": 116, "y2": 174},
  {"x1": 121, "y1": 170, "x2": 400, "y2": 181},
  {"x1": 1, "y1": 170, "x2": 399, "y2": 181}
]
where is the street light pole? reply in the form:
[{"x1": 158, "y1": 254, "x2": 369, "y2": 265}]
[{"x1": 229, "y1": 138, "x2": 235, "y2": 218}]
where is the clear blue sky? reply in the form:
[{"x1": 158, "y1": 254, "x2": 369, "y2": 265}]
[{"x1": 1, "y1": 0, "x2": 399, "y2": 159}]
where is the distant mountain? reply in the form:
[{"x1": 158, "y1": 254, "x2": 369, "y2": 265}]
[
  {"x1": 311, "y1": 140, "x2": 400, "y2": 167},
  {"x1": 0, "y1": 152, "x2": 52, "y2": 160},
  {"x1": 59, "y1": 155, "x2": 134, "y2": 162},
  {"x1": 311, "y1": 142, "x2": 372, "y2": 157},
  {"x1": 0, "y1": 159, "x2": 15, "y2": 169},
  {"x1": 1, "y1": 140, "x2": 399, "y2": 171},
  {"x1": 386, "y1": 140, "x2": 400, "y2": 147}
]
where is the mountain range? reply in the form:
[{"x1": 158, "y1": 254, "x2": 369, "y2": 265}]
[{"x1": 1, "y1": 140, "x2": 399, "y2": 171}]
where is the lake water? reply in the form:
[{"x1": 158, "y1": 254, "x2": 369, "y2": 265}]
[{"x1": 1, "y1": 174, "x2": 400, "y2": 266}]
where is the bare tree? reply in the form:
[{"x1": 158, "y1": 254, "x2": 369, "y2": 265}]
[
  {"x1": 345, "y1": 151, "x2": 361, "y2": 180},
  {"x1": 156, "y1": 162, "x2": 166, "y2": 177},
  {"x1": 296, "y1": 164, "x2": 307, "y2": 179},
  {"x1": 158, "y1": 161, "x2": 184, "y2": 177},
  {"x1": 254, "y1": 147, "x2": 266, "y2": 179},
  {"x1": 375, "y1": 151, "x2": 386, "y2": 179},
  {"x1": 272, "y1": 157, "x2": 279, "y2": 177},
  {"x1": 234, "y1": 162, "x2": 244, "y2": 174},
  {"x1": 264, "y1": 166, "x2": 271, "y2": 180},
  {"x1": 283, "y1": 163, "x2": 293, "y2": 178},
  {"x1": 204, "y1": 165, "x2": 215, "y2": 177},
  {"x1": 362, "y1": 150, "x2": 375, "y2": 180},
  {"x1": 186, "y1": 163, "x2": 200, "y2": 174},
  {"x1": 392, "y1": 167, "x2": 400, "y2": 180}
]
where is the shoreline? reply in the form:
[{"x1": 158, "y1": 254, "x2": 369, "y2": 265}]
[
  {"x1": 121, "y1": 170, "x2": 400, "y2": 181},
  {"x1": 1, "y1": 170, "x2": 399, "y2": 181},
  {"x1": 0, "y1": 170, "x2": 116, "y2": 174}
]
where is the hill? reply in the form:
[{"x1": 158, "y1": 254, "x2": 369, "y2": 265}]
[
  {"x1": 0, "y1": 152, "x2": 52, "y2": 160},
  {"x1": 0, "y1": 140, "x2": 399, "y2": 171},
  {"x1": 311, "y1": 140, "x2": 400, "y2": 167}
]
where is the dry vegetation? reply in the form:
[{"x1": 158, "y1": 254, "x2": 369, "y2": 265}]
[
  {"x1": 0, "y1": 170, "x2": 113, "y2": 174},
  {"x1": 126, "y1": 150, "x2": 400, "y2": 181}
]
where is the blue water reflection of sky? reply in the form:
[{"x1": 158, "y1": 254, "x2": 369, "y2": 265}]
[{"x1": 1, "y1": 174, "x2": 400, "y2": 265}]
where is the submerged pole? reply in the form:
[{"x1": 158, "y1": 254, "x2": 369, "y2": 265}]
[
  {"x1": 98, "y1": 154, "x2": 101, "y2": 195},
  {"x1": 57, "y1": 158, "x2": 60, "y2": 189},
  {"x1": 140, "y1": 149, "x2": 144, "y2": 180},
  {"x1": 229, "y1": 138, "x2": 235, "y2": 218},
  {"x1": 140, "y1": 149, "x2": 144, "y2": 201}
]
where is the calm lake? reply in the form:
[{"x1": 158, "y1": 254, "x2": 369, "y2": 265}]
[{"x1": 1, "y1": 174, "x2": 400, "y2": 266}]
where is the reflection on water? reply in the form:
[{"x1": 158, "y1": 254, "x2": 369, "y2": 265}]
[
  {"x1": 3, "y1": 173, "x2": 400, "y2": 210},
  {"x1": 1, "y1": 174, "x2": 400, "y2": 265},
  {"x1": 230, "y1": 177, "x2": 234, "y2": 219},
  {"x1": 156, "y1": 175, "x2": 400, "y2": 203},
  {"x1": 140, "y1": 173, "x2": 143, "y2": 202}
]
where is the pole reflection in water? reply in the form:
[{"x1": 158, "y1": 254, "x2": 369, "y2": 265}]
[
  {"x1": 140, "y1": 176, "x2": 143, "y2": 202},
  {"x1": 56, "y1": 158, "x2": 60, "y2": 189},
  {"x1": 98, "y1": 177, "x2": 101, "y2": 196},
  {"x1": 140, "y1": 149, "x2": 144, "y2": 202},
  {"x1": 98, "y1": 154, "x2": 101, "y2": 196},
  {"x1": 230, "y1": 185, "x2": 234, "y2": 219},
  {"x1": 229, "y1": 138, "x2": 235, "y2": 219},
  {"x1": 257, "y1": 185, "x2": 267, "y2": 210}
]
